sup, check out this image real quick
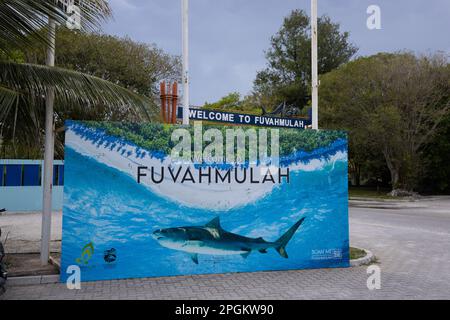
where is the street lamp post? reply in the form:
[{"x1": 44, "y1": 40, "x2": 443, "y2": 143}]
[
  {"x1": 40, "y1": 0, "x2": 81, "y2": 265},
  {"x1": 181, "y1": 0, "x2": 189, "y2": 125},
  {"x1": 311, "y1": 0, "x2": 319, "y2": 130},
  {"x1": 40, "y1": 19, "x2": 56, "y2": 265}
]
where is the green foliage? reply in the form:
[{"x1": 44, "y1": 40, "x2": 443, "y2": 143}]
[
  {"x1": 0, "y1": 5, "x2": 179, "y2": 159},
  {"x1": 0, "y1": 61, "x2": 157, "y2": 159},
  {"x1": 420, "y1": 113, "x2": 450, "y2": 193},
  {"x1": 0, "y1": 0, "x2": 111, "y2": 55},
  {"x1": 349, "y1": 247, "x2": 366, "y2": 260},
  {"x1": 278, "y1": 128, "x2": 345, "y2": 155},
  {"x1": 203, "y1": 93, "x2": 261, "y2": 115},
  {"x1": 0, "y1": 50, "x2": 25, "y2": 63},
  {"x1": 320, "y1": 52, "x2": 450, "y2": 191},
  {"x1": 83, "y1": 122, "x2": 346, "y2": 160},
  {"x1": 204, "y1": 92, "x2": 241, "y2": 111},
  {"x1": 25, "y1": 28, "x2": 181, "y2": 99},
  {"x1": 254, "y1": 9, "x2": 357, "y2": 110}
]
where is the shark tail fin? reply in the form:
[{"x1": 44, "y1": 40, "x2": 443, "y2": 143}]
[{"x1": 275, "y1": 218, "x2": 306, "y2": 259}]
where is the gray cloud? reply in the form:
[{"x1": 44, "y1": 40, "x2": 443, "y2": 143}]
[{"x1": 105, "y1": 0, "x2": 450, "y2": 105}]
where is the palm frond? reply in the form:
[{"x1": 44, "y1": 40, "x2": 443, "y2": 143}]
[
  {"x1": 0, "y1": 84, "x2": 20, "y2": 119},
  {"x1": 0, "y1": 61, "x2": 158, "y2": 120},
  {"x1": 77, "y1": 0, "x2": 112, "y2": 28},
  {"x1": 0, "y1": 0, "x2": 111, "y2": 54}
]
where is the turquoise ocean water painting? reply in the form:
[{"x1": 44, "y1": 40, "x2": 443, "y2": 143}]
[{"x1": 61, "y1": 121, "x2": 349, "y2": 282}]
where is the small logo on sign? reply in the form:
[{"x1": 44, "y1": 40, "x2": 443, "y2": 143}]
[
  {"x1": 104, "y1": 248, "x2": 117, "y2": 264},
  {"x1": 75, "y1": 242, "x2": 94, "y2": 265},
  {"x1": 311, "y1": 249, "x2": 343, "y2": 260}
]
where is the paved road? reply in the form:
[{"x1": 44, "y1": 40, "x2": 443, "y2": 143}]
[{"x1": 1, "y1": 197, "x2": 450, "y2": 300}]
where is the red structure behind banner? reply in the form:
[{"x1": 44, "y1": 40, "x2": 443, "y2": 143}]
[{"x1": 160, "y1": 81, "x2": 178, "y2": 124}]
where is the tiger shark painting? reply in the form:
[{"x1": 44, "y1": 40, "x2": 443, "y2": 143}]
[
  {"x1": 61, "y1": 121, "x2": 350, "y2": 282},
  {"x1": 152, "y1": 217, "x2": 306, "y2": 264}
]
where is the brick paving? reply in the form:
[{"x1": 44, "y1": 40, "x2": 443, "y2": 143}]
[{"x1": 2, "y1": 197, "x2": 450, "y2": 300}]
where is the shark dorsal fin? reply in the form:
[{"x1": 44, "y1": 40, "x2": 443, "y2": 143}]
[
  {"x1": 205, "y1": 217, "x2": 221, "y2": 229},
  {"x1": 190, "y1": 253, "x2": 199, "y2": 264}
]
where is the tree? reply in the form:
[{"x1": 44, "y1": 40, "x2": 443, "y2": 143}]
[
  {"x1": 203, "y1": 93, "x2": 262, "y2": 115},
  {"x1": 16, "y1": 29, "x2": 181, "y2": 157},
  {"x1": 0, "y1": 0, "x2": 158, "y2": 158},
  {"x1": 419, "y1": 112, "x2": 450, "y2": 194},
  {"x1": 204, "y1": 92, "x2": 241, "y2": 111},
  {"x1": 320, "y1": 52, "x2": 450, "y2": 191},
  {"x1": 25, "y1": 29, "x2": 181, "y2": 100},
  {"x1": 253, "y1": 9, "x2": 357, "y2": 111}
]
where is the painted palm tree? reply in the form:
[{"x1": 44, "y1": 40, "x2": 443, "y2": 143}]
[{"x1": 0, "y1": 0, "x2": 157, "y2": 157}]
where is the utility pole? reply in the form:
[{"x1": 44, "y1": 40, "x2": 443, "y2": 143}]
[
  {"x1": 311, "y1": 0, "x2": 319, "y2": 130},
  {"x1": 182, "y1": 0, "x2": 190, "y2": 125},
  {"x1": 40, "y1": 19, "x2": 56, "y2": 265},
  {"x1": 40, "y1": 1, "x2": 82, "y2": 265}
]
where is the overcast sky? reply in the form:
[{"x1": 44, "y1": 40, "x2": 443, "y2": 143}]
[{"x1": 105, "y1": 0, "x2": 450, "y2": 105}]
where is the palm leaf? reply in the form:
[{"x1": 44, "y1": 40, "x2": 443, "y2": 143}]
[
  {"x1": 0, "y1": 61, "x2": 158, "y2": 120},
  {"x1": 0, "y1": 0, "x2": 111, "y2": 54},
  {"x1": 0, "y1": 85, "x2": 19, "y2": 118}
]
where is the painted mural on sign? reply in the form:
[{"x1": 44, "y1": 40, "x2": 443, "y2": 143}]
[{"x1": 61, "y1": 121, "x2": 349, "y2": 282}]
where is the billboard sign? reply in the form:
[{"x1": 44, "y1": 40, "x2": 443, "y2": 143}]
[{"x1": 61, "y1": 121, "x2": 349, "y2": 282}]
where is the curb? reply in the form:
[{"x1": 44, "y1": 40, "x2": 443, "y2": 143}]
[
  {"x1": 7, "y1": 274, "x2": 60, "y2": 286},
  {"x1": 349, "y1": 198, "x2": 426, "y2": 210},
  {"x1": 350, "y1": 248, "x2": 376, "y2": 267},
  {"x1": 6, "y1": 249, "x2": 376, "y2": 286},
  {"x1": 349, "y1": 197, "x2": 415, "y2": 202}
]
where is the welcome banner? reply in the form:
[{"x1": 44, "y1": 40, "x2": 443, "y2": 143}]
[{"x1": 61, "y1": 121, "x2": 349, "y2": 282}]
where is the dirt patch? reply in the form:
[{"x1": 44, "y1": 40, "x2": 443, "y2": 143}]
[{"x1": 4, "y1": 253, "x2": 60, "y2": 277}]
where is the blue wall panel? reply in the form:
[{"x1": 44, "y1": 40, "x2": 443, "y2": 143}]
[
  {"x1": 0, "y1": 160, "x2": 64, "y2": 212},
  {"x1": 53, "y1": 165, "x2": 58, "y2": 186},
  {"x1": 0, "y1": 165, "x2": 4, "y2": 186},
  {"x1": 23, "y1": 165, "x2": 40, "y2": 186},
  {"x1": 0, "y1": 186, "x2": 64, "y2": 211},
  {"x1": 5, "y1": 165, "x2": 22, "y2": 186},
  {"x1": 58, "y1": 165, "x2": 64, "y2": 186}
]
